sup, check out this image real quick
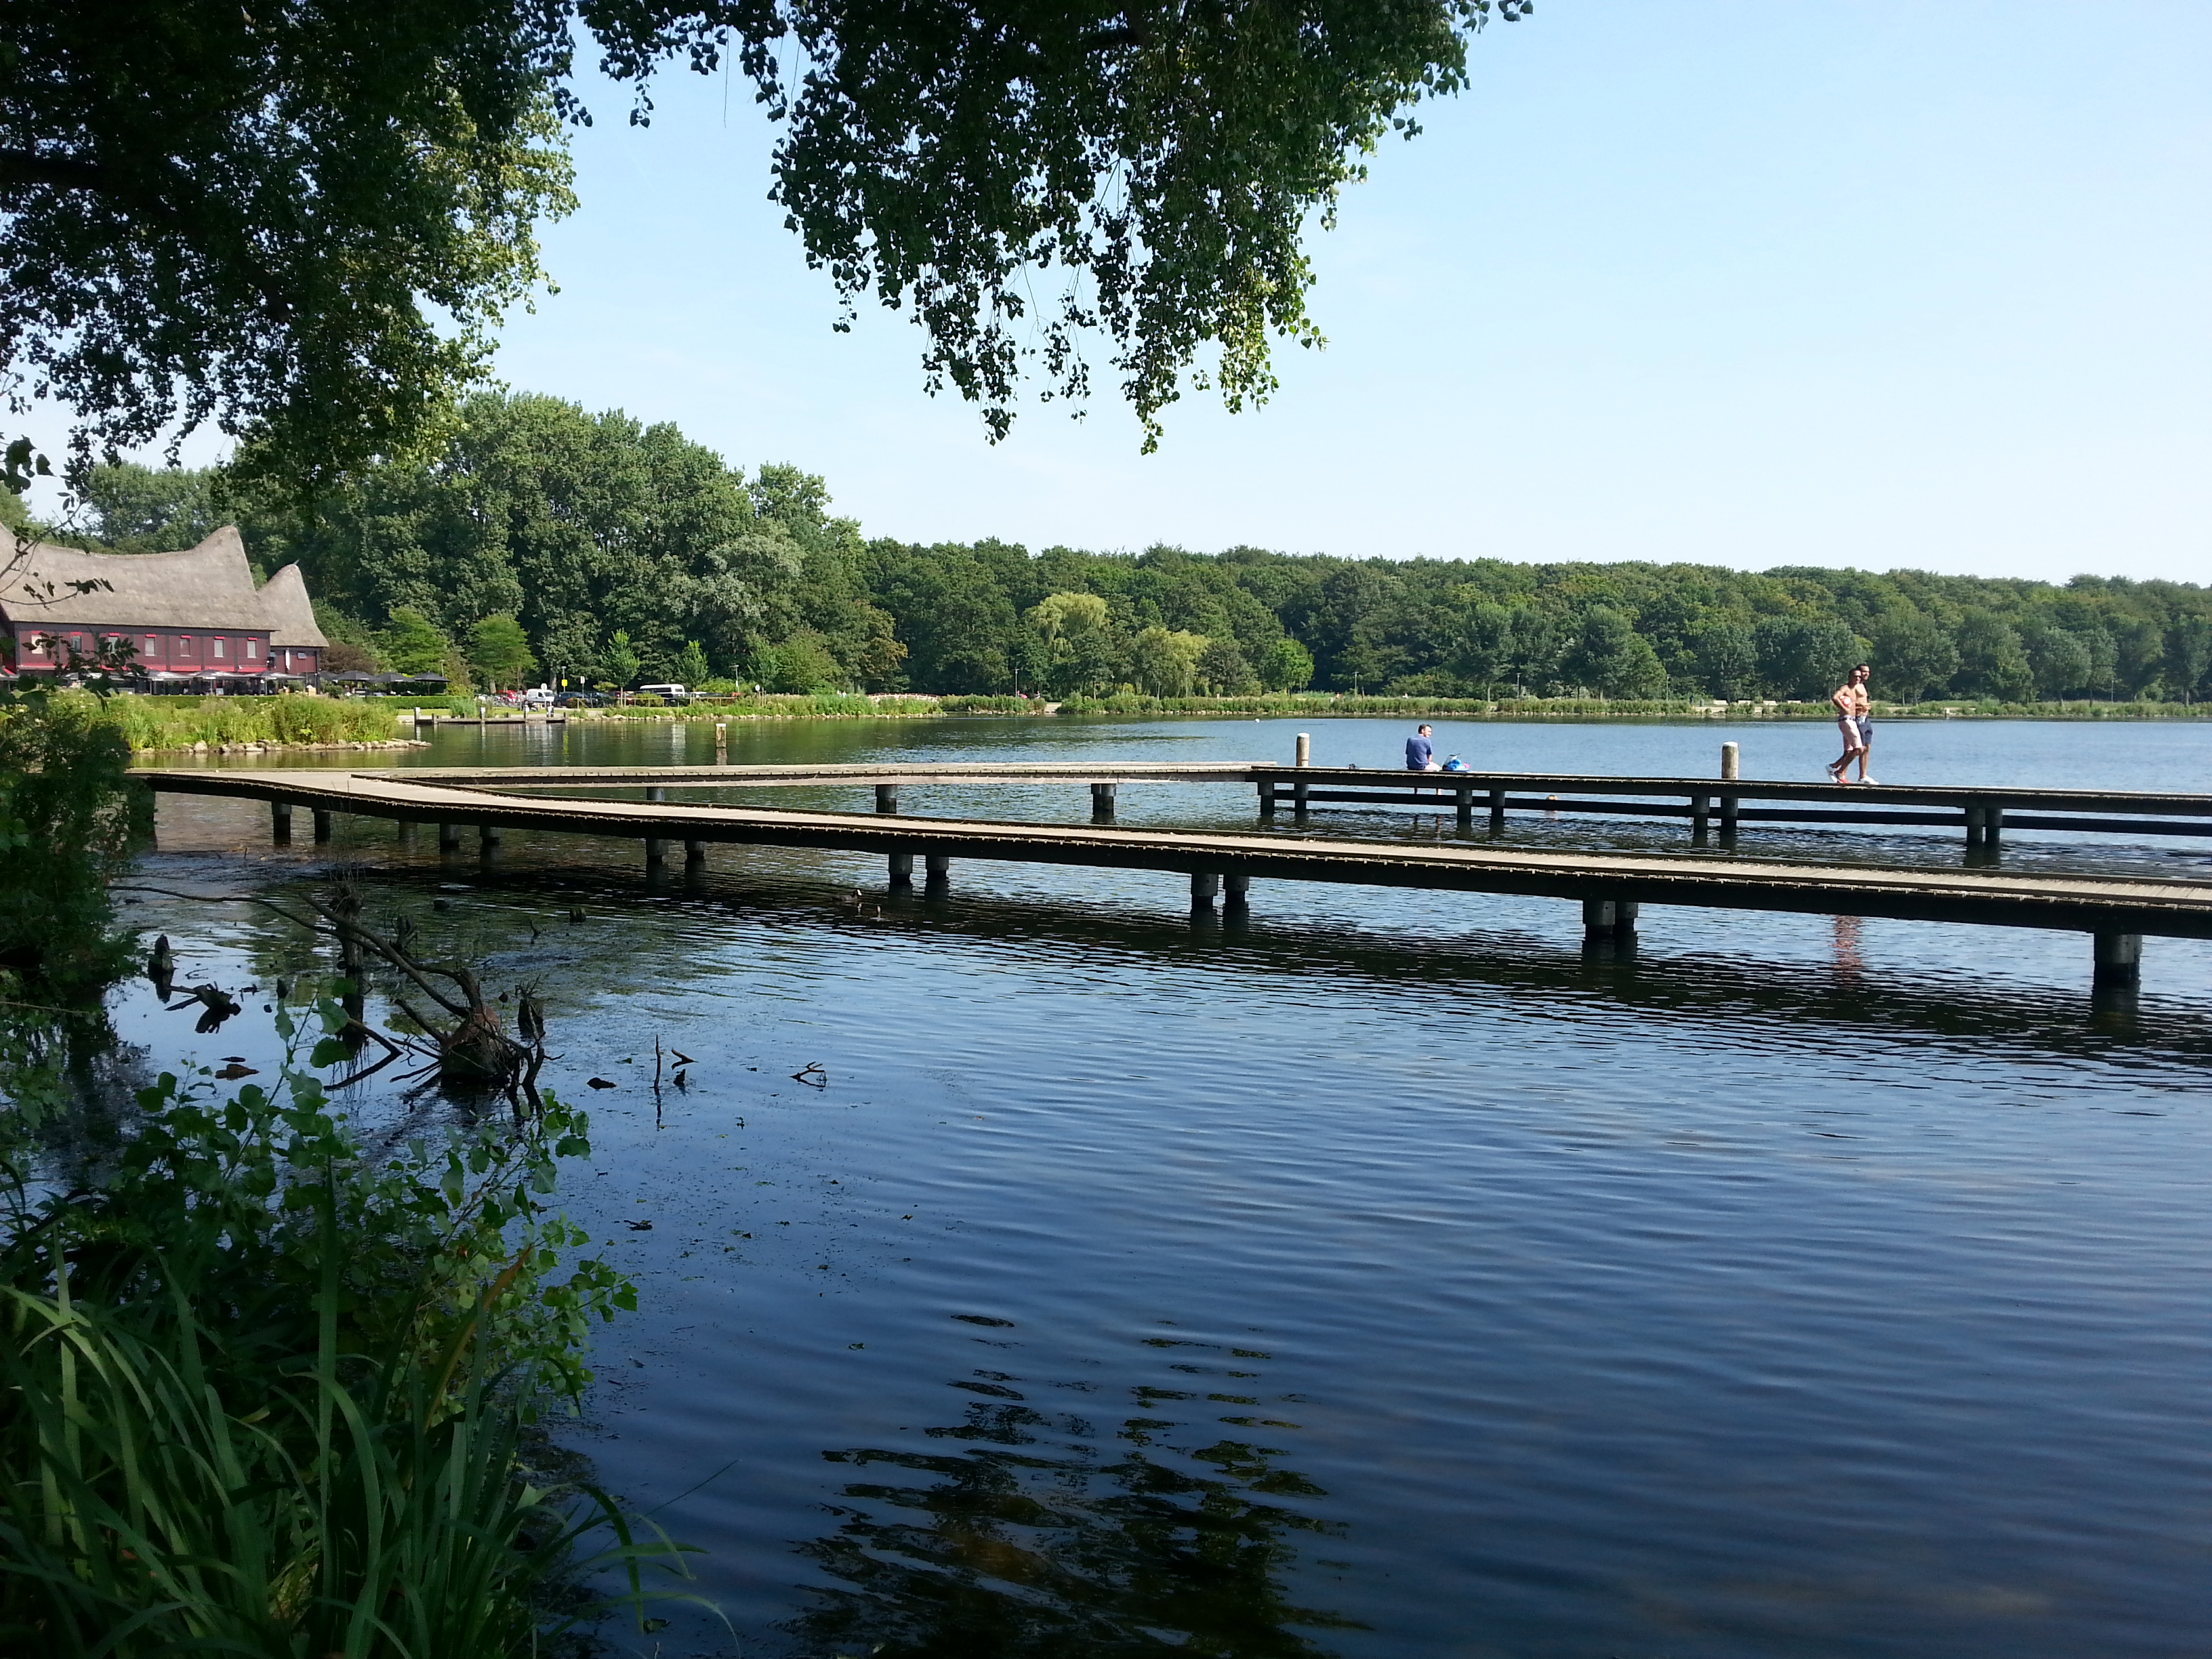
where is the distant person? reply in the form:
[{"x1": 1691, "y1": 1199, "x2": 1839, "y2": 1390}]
[
  {"x1": 1406, "y1": 723, "x2": 1440, "y2": 772},
  {"x1": 1826, "y1": 664, "x2": 1876, "y2": 784}
]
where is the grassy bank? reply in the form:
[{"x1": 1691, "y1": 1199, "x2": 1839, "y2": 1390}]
[
  {"x1": 572, "y1": 692, "x2": 1032, "y2": 720},
  {"x1": 84, "y1": 692, "x2": 413, "y2": 752},
  {"x1": 1052, "y1": 691, "x2": 2212, "y2": 721}
]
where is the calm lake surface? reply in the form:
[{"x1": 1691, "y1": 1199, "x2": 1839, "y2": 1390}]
[{"x1": 121, "y1": 718, "x2": 2212, "y2": 1657}]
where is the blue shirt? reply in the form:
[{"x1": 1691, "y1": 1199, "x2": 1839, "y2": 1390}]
[{"x1": 1406, "y1": 733, "x2": 1434, "y2": 770}]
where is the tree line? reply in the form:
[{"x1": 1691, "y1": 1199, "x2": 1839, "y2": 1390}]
[{"x1": 27, "y1": 391, "x2": 2212, "y2": 705}]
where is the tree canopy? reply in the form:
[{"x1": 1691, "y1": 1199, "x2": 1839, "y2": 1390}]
[
  {"x1": 58, "y1": 394, "x2": 2212, "y2": 708},
  {"x1": 3, "y1": 1, "x2": 1532, "y2": 489}
]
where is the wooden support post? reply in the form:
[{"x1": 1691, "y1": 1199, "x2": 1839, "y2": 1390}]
[
  {"x1": 312, "y1": 808, "x2": 333, "y2": 842},
  {"x1": 924, "y1": 853, "x2": 950, "y2": 885},
  {"x1": 684, "y1": 839, "x2": 706, "y2": 863},
  {"x1": 647, "y1": 785, "x2": 667, "y2": 803},
  {"x1": 1581, "y1": 897, "x2": 1617, "y2": 940},
  {"x1": 644, "y1": 838, "x2": 667, "y2": 863},
  {"x1": 438, "y1": 822, "x2": 461, "y2": 852},
  {"x1": 1091, "y1": 781, "x2": 1117, "y2": 821},
  {"x1": 1293, "y1": 778, "x2": 1310, "y2": 821},
  {"x1": 1691, "y1": 794, "x2": 1711, "y2": 838},
  {"x1": 478, "y1": 824, "x2": 501, "y2": 852},
  {"x1": 271, "y1": 800, "x2": 293, "y2": 843},
  {"x1": 1964, "y1": 804, "x2": 1985, "y2": 846},
  {"x1": 1191, "y1": 871, "x2": 1221, "y2": 905},
  {"x1": 1488, "y1": 787, "x2": 1506, "y2": 830},
  {"x1": 714, "y1": 721, "x2": 729, "y2": 760},
  {"x1": 889, "y1": 851, "x2": 914, "y2": 887},
  {"x1": 1455, "y1": 784, "x2": 1474, "y2": 829},
  {"x1": 1984, "y1": 805, "x2": 2004, "y2": 846},
  {"x1": 1295, "y1": 732, "x2": 1311, "y2": 769},
  {"x1": 2092, "y1": 932, "x2": 2141, "y2": 987},
  {"x1": 1614, "y1": 899, "x2": 1640, "y2": 937},
  {"x1": 1258, "y1": 779, "x2": 1277, "y2": 818},
  {"x1": 1721, "y1": 741, "x2": 1740, "y2": 781},
  {"x1": 1719, "y1": 795, "x2": 1739, "y2": 838},
  {"x1": 397, "y1": 817, "x2": 417, "y2": 842},
  {"x1": 876, "y1": 783, "x2": 900, "y2": 813},
  {"x1": 1225, "y1": 873, "x2": 1250, "y2": 905}
]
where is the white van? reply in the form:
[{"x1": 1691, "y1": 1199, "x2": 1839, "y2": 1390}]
[{"x1": 636, "y1": 683, "x2": 689, "y2": 703}]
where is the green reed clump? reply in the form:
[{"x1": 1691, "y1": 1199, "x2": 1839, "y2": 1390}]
[
  {"x1": 97, "y1": 693, "x2": 404, "y2": 750},
  {"x1": 0, "y1": 693, "x2": 138, "y2": 989},
  {"x1": 0, "y1": 997, "x2": 691, "y2": 1654}
]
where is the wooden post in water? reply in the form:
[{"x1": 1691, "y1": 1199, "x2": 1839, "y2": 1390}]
[
  {"x1": 644, "y1": 836, "x2": 666, "y2": 863},
  {"x1": 1258, "y1": 779, "x2": 1277, "y2": 819},
  {"x1": 1191, "y1": 871, "x2": 1221, "y2": 905},
  {"x1": 2093, "y1": 932, "x2": 2142, "y2": 987},
  {"x1": 1489, "y1": 787, "x2": 1506, "y2": 830},
  {"x1": 1721, "y1": 742, "x2": 1740, "y2": 781},
  {"x1": 397, "y1": 817, "x2": 416, "y2": 844},
  {"x1": 1090, "y1": 781, "x2": 1116, "y2": 821},
  {"x1": 715, "y1": 721, "x2": 729, "y2": 761},
  {"x1": 438, "y1": 822, "x2": 461, "y2": 852},
  {"x1": 270, "y1": 800, "x2": 292, "y2": 843},
  {"x1": 1965, "y1": 803, "x2": 1986, "y2": 846},
  {"x1": 1295, "y1": 732, "x2": 1311, "y2": 769},
  {"x1": 684, "y1": 839, "x2": 706, "y2": 863},
  {"x1": 924, "y1": 852, "x2": 950, "y2": 890},
  {"x1": 1984, "y1": 804, "x2": 2004, "y2": 847},
  {"x1": 888, "y1": 851, "x2": 914, "y2": 888},
  {"x1": 876, "y1": 783, "x2": 900, "y2": 813},
  {"x1": 478, "y1": 824, "x2": 501, "y2": 853},
  {"x1": 1717, "y1": 747, "x2": 1740, "y2": 841},
  {"x1": 1690, "y1": 794, "x2": 1711, "y2": 840},
  {"x1": 312, "y1": 808, "x2": 333, "y2": 842},
  {"x1": 647, "y1": 785, "x2": 667, "y2": 802},
  {"x1": 1225, "y1": 872, "x2": 1250, "y2": 907},
  {"x1": 1581, "y1": 897, "x2": 1617, "y2": 940}
]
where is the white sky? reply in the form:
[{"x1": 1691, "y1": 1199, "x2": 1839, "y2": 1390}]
[{"x1": 58, "y1": 3, "x2": 2212, "y2": 583}]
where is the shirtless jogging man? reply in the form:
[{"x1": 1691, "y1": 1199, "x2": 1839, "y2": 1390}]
[{"x1": 1827, "y1": 665, "x2": 1875, "y2": 783}]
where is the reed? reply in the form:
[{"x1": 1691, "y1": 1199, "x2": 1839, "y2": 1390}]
[{"x1": 0, "y1": 1004, "x2": 695, "y2": 1655}]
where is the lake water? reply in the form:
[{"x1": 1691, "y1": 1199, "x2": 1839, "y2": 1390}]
[{"x1": 120, "y1": 718, "x2": 2212, "y2": 1657}]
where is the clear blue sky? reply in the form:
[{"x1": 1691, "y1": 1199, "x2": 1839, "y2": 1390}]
[{"x1": 135, "y1": 4, "x2": 2212, "y2": 583}]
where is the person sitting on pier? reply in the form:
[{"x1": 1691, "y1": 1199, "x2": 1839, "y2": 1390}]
[
  {"x1": 1406, "y1": 723, "x2": 1441, "y2": 772},
  {"x1": 1826, "y1": 664, "x2": 1877, "y2": 784}
]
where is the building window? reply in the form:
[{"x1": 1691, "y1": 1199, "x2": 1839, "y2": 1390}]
[
  {"x1": 177, "y1": 636, "x2": 193, "y2": 656},
  {"x1": 143, "y1": 634, "x2": 161, "y2": 659},
  {"x1": 245, "y1": 638, "x2": 260, "y2": 661},
  {"x1": 210, "y1": 637, "x2": 226, "y2": 660}
]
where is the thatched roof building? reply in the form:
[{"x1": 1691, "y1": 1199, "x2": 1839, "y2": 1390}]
[{"x1": 0, "y1": 527, "x2": 327, "y2": 681}]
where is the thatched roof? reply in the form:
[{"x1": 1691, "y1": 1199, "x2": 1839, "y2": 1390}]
[{"x1": 0, "y1": 527, "x2": 327, "y2": 647}]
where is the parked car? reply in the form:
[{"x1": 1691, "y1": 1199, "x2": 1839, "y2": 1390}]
[
  {"x1": 636, "y1": 682, "x2": 689, "y2": 705},
  {"x1": 556, "y1": 691, "x2": 611, "y2": 708}
]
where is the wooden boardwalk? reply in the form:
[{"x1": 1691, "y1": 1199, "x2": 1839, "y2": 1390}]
[
  {"x1": 133, "y1": 766, "x2": 2212, "y2": 989},
  {"x1": 385, "y1": 760, "x2": 2212, "y2": 844}
]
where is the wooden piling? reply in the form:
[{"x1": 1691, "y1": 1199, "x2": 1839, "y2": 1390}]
[
  {"x1": 646, "y1": 785, "x2": 667, "y2": 803},
  {"x1": 714, "y1": 721, "x2": 729, "y2": 760},
  {"x1": 876, "y1": 783, "x2": 900, "y2": 813},
  {"x1": 1489, "y1": 787, "x2": 1506, "y2": 830},
  {"x1": 925, "y1": 853, "x2": 950, "y2": 884},
  {"x1": 1455, "y1": 783, "x2": 1474, "y2": 829},
  {"x1": 438, "y1": 822, "x2": 461, "y2": 852},
  {"x1": 1258, "y1": 779, "x2": 1277, "y2": 818},
  {"x1": 1295, "y1": 732, "x2": 1311, "y2": 769},
  {"x1": 478, "y1": 824, "x2": 501, "y2": 852},
  {"x1": 1691, "y1": 794, "x2": 1711, "y2": 837},
  {"x1": 684, "y1": 838, "x2": 706, "y2": 863},
  {"x1": 1225, "y1": 872, "x2": 1251, "y2": 905},
  {"x1": 1721, "y1": 742, "x2": 1740, "y2": 782},
  {"x1": 644, "y1": 837, "x2": 667, "y2": 863},
  {"x1": 271, "y1": 800, "x2": 292, "y2": 843},
  {"x1": 889, "y1": 851, "x2": 914, "y2": 886},
  {"x1": 1191, "y1": 871, "x2": 1221, "y2": 904},
  {"x1": 1091, "y1": 781, "x2": 1117, "y2": 821},
  {"x1": 312, "y1": 808, "x2": 333, "y2": 842}
]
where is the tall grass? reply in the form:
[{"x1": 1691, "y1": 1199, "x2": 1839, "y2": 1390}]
[
  {"x1": 0, "y1": 998, "x2": 696, "y2": 1654},
  {"x1": 92, "y1": 692, "x2": 405, "y2": 752}
]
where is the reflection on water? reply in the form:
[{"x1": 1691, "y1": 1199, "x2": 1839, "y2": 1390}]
[{"x1": 792, "y1": 1340, "x2": 1355, "y2": 1659}]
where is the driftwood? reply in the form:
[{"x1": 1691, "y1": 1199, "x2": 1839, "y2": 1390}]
[{"x1": 121, "y1": 883, "x2": 547, "y2": 1114}]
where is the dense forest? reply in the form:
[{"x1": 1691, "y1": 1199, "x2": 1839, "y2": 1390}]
[{"x1": 26, "y1": 391, "x2": 2212, "y2": 705}]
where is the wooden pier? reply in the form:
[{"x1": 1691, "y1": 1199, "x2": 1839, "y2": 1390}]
[{"x1": 131, "y1": 764, "x2": 2212, "y2": 991}]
